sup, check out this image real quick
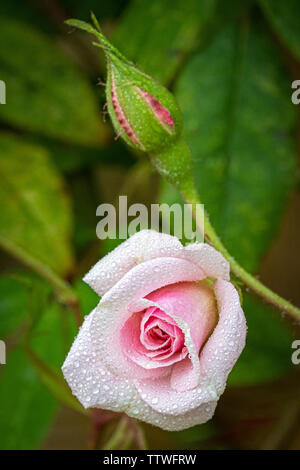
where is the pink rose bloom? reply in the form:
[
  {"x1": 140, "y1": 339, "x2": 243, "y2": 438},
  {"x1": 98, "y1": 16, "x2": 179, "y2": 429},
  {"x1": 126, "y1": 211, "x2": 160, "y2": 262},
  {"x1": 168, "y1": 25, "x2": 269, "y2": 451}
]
[{"x1": 62, "y1": 230, "x2": 246, "y2": 431}]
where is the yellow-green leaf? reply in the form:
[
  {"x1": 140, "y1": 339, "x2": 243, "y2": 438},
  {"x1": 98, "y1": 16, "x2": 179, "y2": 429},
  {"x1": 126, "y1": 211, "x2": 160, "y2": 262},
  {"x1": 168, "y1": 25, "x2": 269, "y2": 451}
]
[{"x1": 0, "y1": 134, "x2": 74, "y2": 277}]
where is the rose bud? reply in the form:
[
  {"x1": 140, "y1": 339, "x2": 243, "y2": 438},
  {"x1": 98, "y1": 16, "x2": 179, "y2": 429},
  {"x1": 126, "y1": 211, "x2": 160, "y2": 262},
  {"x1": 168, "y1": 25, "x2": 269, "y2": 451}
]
[{"x1": 66, "y1": 16, "x2": 182, "y2": 153}]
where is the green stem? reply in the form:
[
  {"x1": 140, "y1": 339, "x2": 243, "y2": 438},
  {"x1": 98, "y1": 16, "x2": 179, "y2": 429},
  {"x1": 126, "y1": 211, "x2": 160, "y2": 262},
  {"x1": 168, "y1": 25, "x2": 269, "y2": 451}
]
[
  {"x1": 102, "y1": 416, "x2": 128, "y2": 450},
  {"x1": 128, "y1": 418, "x2": 148, "y2": 450},
  {"x1": 182, "y1": 186, "x2": 300, "y2": 322}
]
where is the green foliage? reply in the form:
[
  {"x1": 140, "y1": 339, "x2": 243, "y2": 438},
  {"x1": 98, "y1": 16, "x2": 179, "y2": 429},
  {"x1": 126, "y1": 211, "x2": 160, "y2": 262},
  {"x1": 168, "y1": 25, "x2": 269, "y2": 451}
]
[
  {"x1": 37, "y1": 139, "x2": 133, "y2": 174},
  {"x1": 0, "y1": 0, "x2": 56, "y2": 34},
  {"x1": 172, "y1": 421, "x2": 219, "y2": 449},
  {"x1": 175, "y1": 23, "x2": 296, "y2": 272},
  {"x1": 228, "y1": 294, "x2": 294, "y2": 386},
  {"x1": 69, "y1": 173, "x2": 98, "y2": 254},
  {"x1": 26, "y1": 347, "x2": 86, "y2": 415},
  {"x1": 74, "y1": 279, "x2": 100, "y2": 315},
  {"x1": 61, "y1": 0, "x2": 126, "y2": 21},
  {"x1": 259, "y1": 0, "x2": 300, "y2": 60},
  {"x1": 0, "y1": 133, "x2": 74, "y2": 277},
  {"x1": 0, "y1": 276, "x2": 77, "y2": 449},
  {"x1": 0, "y1": 348, "x2": 58, "y2": 450},
  {"x1": 0, "y1": 17, "x2": 104, "y2": 145},
  {"x1": 112, "y1": 0, "x2": 217, "y2": 84},
  {"x1": 0, "y1": 276, "x2": 27, "y2": 338}
]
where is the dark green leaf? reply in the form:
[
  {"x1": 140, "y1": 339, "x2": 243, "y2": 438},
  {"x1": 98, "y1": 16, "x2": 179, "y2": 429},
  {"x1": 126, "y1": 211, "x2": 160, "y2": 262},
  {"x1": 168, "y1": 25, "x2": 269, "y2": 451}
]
[
  {"x1": 0, "y1": 276, "x2": 27, "y2": 339},
  {"x1": 26, "y1": 347, "x2": 86, "y2": 415},
  {"x1": 228, "y1": 294, "x2": 294, "y2": 386},
  {"x1": 29, "y1": 297, "x2": 76, "y2": 368},
  {"x1": 259, "y1": 0, "x2": 300, "y2": 61},
  {"x1": 0, "y1": 348, "x2": 58, "y2": 450},
  {"x1": 69, "y1": 173, "x2": 98, "y2": 254},
  {"x1": 0, "y1": 133, "x2": 74, "y2": 277},
  {"x1": 175, "y1": 23, "x2": 296, "y2": 271},
  {"x1": 61, "y1": 0, "x2": 126, "y2": 21},
  {"x1": 0, "y1": 279, "x2": 78, "y2": 449},
  {"x1": 0, "y1": 17, "x2": 105, "y2": 145},
  {"x1": 36, "y1": 138, "x2": 133, "y2": 174},
  {"x1": 112, "y1": 0, "x2": 217, "y2": 84},
  {"x1": 0, "y1": 0, "x2": 56, "y2": 35},
  {"x1": 74, "y1": 279, "x2": 99, "y2": 315}
]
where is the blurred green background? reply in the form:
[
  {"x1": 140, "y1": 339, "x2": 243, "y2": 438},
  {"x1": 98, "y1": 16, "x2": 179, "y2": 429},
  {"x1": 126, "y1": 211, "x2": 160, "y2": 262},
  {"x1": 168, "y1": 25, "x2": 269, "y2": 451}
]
[{"x1": 0, "y1": 0, "x2": 300, "y2": 450}]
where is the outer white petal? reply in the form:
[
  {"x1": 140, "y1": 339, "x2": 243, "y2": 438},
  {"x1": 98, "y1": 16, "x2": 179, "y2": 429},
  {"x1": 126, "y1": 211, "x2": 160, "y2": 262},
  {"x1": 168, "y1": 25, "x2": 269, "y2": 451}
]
[
  {"x1": 133, "y1": 374, "x2": 218, "y2": 417},
  {"x1": 62, "y1": 311, "x2": 135, "y2": 411},
  {"x1": 90, "y1": 257, "x2": 205, "y2": 381},
  {"x1": 83, "y1": 230, "x2": 230, "y2": 297},
  {"x1": 183, "y1": 242, "x2": 230, "y2": 280},
  {"x1": 200, "y1": 279, "x2": 247, "y2": 393},
  {"x1": 126, "y1": 392, "x2": 217, "y2": 431},
  {"x1": 83, "y1": 230, "x2": 183, "y2": 296}
]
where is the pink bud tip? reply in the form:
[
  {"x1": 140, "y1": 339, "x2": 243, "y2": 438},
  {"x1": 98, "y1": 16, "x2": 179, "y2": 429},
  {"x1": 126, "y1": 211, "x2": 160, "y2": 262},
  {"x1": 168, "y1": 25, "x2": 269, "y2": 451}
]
[
  {"x1": 139, "y1": 89, "x2": 175, "y2": 126},
  {"x1": 111, "y1": 79, "x2": 140, "y2": 144}
]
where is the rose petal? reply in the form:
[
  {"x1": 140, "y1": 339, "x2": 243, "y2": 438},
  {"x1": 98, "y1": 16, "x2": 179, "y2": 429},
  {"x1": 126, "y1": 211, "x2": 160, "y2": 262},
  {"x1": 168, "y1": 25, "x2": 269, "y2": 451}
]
[
  {"x1": 170, "y1": 357, "x2": 200, "y2": 391},
  {"x1": 200, "y1": 279, "x2": 247, "y2": 393},
  {"x1": 83, "y1": 230, "x2": 184, "y2": 296},
  {"x1": 146, "y1": 282, "x2": 217, "y2": 353},
  {"x1": 144, "y1": 281, "x2": 218, "y2": 392},
  {"x1": 62, "y1": 311, "x2": 135, "y2": 411},
  {"x1": 134, "y1": 373, "x2": 218, "y2": 417},
  {"x1": 133, "y1": 280, "x2": 246, "y2": 417},
  {"x1": 90, "y1": 257, "x2": 205, "y2": 381},
  {"x1": 83, "y1": 230, "x2": 229, "y2": 297},
  {"x1": 184, "y1": 242, "x2": 230, "y2": 280},
  {"x1": 131, "y1": 297, "x2": 201, "y2": 392},
  {"x1": 127, "y1": 392, "x2": 218, "y2": 431},
  {"x1": 121, "y1": 310, "x2": 187, "y2": 369},
  {"x1": 142, "y1": 310, "x2": 178, "y2": 340}
]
